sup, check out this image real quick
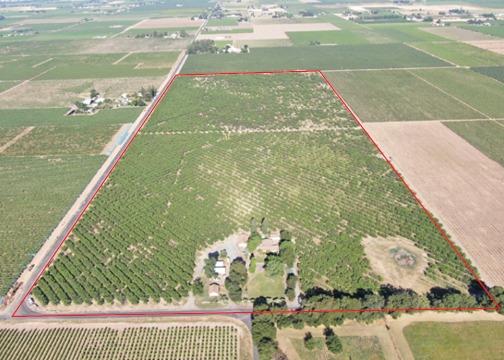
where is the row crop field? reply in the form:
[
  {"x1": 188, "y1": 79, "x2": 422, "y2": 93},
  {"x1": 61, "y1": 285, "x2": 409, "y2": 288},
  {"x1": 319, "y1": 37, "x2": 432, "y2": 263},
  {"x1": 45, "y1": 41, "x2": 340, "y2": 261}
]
[
  {"x1": 181, "y1": 43, "x2": 450, "y2": 73},
  {"x1": 411, "y1": 41, "x2": 504, "y2": 67},
  {"x1": 0, "y1": 52, "x2": 178, "y2": 81},
  {"x1": 443, "y1": 120, "x2": 504, "y2": 167},
  {"x1": 33, "y1": 73, "x2": 476, "y2": 307},
  {"x1": 0, "y1": 324, "x2": 242, "y2": 360},
  {"x1": 326, "y1": 68, "x2": 504, "y2": 122},
  {"x1": 0, "y1": 108, "x2": 140, "y2": 297}
]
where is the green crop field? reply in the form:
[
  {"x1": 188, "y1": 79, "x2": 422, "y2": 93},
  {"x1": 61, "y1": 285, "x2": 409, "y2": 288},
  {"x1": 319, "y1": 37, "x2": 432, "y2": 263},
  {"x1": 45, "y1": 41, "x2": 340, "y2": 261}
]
[
  {"x1": 411, "y1": 68, "x2": 504, "y2": 119},
  {"x1": 0, "y1": 108, "x2": 142, "y2": 128},
  {"x1": 444, "y1": 120, "x2": 504, "y2": 166},
  {"x1": 326, "y1": 70, "x2": 482, "y2": 122},
  {"x1": 0, "y1": 107, "x2": 139, "y2": 297},
  {"x1": 412, "y1": 41, "x2": 504, "y2": 67},
  {"x1": 0, "y1": 324, "x2": 241, "y2": 360},
  {"x1": 404, "y1": 321, "x2": 504, "y2": 359},
  {"x1": 0, "y1": 155, "x2": 104, "y2": 296},
  {"x1": 0, "y1": 52, "x2": 176, "y2": 81},
  {"x1": 181, "y1": 43, "x2": 450, "y2": 73},
  {"x1": 471, "y1": 66, "x2": 504, "y2": 83},
  {"x1": 287, "y1": 30, "x2": 370, "y2": 45},
  {"x1": 366, "y1": 23, "x2": 446, "y2": 43},
  {"x1": 2, "y1": 125, "x2": 121, "y2": 156},
  {"x1": 33, "y1": 73, "x2": 473, "y2": 307}
]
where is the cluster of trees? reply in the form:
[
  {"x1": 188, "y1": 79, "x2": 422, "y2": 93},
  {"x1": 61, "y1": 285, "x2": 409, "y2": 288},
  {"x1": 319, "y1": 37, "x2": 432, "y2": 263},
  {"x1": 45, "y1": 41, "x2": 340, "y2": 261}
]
[
  {"x1": 188, "y1": 40, "x2": 218, "y2": 54},
  {"x1": 225, "y1": 258, "x2": 248, "y2": 302},
  {"x1": 285, "y1": 274, "x2": 297, "y2": 301},
  {"x1": 203, "y1": 252, "x2": 219, "y2": 278}
]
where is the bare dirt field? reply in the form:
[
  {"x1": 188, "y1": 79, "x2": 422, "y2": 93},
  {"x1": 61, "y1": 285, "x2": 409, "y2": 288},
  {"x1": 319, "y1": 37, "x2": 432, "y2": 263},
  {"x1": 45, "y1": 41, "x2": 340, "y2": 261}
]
[
  {"x1": 198, "y1": 23, "x2": 339, "y2": 41},
  {"x1": 18, "y1": 18, "x2": 82, "y2": 25},
  {"x1": 363, "y1": 236, "x2": 433, "y2": 293},
  {"x1": 365, "y1": 121, "x2": 504, "y2": 286},
  {"x1": 133, "y1": 17, "x2": 204, "y2": 29},
  {"x1": 422, "y1": 27, "x2": 496, "y2": 42},
  {"x1": 466, "y1": 40, "x2": 504, "y2": 55},
  {"x1": 0, "y1": 76, "x2": 164, "y2": 108}
]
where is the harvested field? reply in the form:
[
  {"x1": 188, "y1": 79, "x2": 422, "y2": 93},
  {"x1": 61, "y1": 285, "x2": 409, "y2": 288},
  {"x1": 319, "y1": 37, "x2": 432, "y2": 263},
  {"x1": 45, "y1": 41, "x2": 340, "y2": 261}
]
[
  {"x1": 365, "y1": 121, "x2": 504, "y2": 286},
  {"x1": 466, "y1": 40, "x2": 504, "y2": 55},
  {"x1": 133, "y1": 17, "x2": 203, "y2": 29},
  {"x1": 422, "y1": 26, "x2": 496, "y2": 42},
  {"x1": 198, "y1": 23, "x2": 339, "y2": 41},
  {"x1": 0, "y1": 76, "x2": 164, "y2": 108},
  {"x1": 362, "y1": 236, "x2": 433, "y2": 293}
]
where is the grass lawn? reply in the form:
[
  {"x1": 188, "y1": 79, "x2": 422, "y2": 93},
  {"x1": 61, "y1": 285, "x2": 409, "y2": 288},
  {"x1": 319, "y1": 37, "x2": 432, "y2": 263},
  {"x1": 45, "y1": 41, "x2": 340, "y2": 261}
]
[
  {"x1": 444, "y1": 120, "x2": 504, "y2": 166},
  {"x1": 413, "y1": 41, "x2": 504, "y2": 67},
  {"x1": 247, "y1": 271, "x2": 284, "y2": 298},
  {"x1": 326, "y1": 70, "x2": 481, "y2": 122},
  {"x1": 287, "y1": 30, "x2": 370, "y2": 45},
  {"x1": 404, "y1": 321, "x2": 504, "y2": 360},
  {"x1": 182, "y1": 43, "x2": 449, "y2": 73},
  {"x1": 290, "y1": 335, "x2": 384, "y2": 360},
  {"x1": 411, "y1": 68, "x2": 504, "y2": 118}
]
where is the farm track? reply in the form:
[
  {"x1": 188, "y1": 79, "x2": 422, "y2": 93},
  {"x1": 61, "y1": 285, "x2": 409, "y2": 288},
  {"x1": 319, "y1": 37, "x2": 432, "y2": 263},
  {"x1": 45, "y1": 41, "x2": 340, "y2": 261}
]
[
  {"x1": 0, "y1": 127, "x2": 34, "y2": 154},
  {"x1": 0, "y1": 67, "x2": 56, "y2": 97},
  {"x1": 139, "y1": 126, "x2": 358, "y2": 136}
]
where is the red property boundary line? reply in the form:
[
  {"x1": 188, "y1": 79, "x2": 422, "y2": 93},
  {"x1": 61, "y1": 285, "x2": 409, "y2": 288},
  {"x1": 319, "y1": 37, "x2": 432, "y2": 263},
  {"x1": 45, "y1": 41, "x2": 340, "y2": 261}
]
[{"x1": 12, "y1": 69, "x2": 500, "y2": 318}]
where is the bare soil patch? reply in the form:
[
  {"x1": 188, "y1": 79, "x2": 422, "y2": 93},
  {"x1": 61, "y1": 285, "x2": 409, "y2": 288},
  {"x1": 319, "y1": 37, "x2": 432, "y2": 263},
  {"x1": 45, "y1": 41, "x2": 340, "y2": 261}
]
[
  {"x1": 363, "y1": 236, "x2": 432, "y2": 293},
  {"x1": 466, "y1": 40, "x2": 504, "y2": 55},
  {"x1": 198, "y1": 23, "x2": 339, "y2": 41},
  {"x1": 133, "y1": 17, "x2": 204, "y2": 29},
  {"x1": 0, "y1": 76, "x2": 164, "y2": 108},
  {"x1": 365, "y1": 121, "x2": 504, "y2": 286}
]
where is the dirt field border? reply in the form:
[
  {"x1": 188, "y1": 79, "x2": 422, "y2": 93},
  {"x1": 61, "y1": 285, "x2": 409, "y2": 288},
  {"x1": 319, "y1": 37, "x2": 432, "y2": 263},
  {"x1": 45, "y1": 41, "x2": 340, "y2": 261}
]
[{"x1": 11, "y1": 69, "x2": 500, "y2": 319}]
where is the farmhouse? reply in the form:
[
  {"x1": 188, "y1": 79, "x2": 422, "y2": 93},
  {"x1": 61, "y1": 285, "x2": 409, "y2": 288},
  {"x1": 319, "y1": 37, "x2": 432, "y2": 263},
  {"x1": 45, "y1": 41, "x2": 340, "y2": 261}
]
[{"x1": 208, "y1": 283, "x2": 220, "y2": 297}]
